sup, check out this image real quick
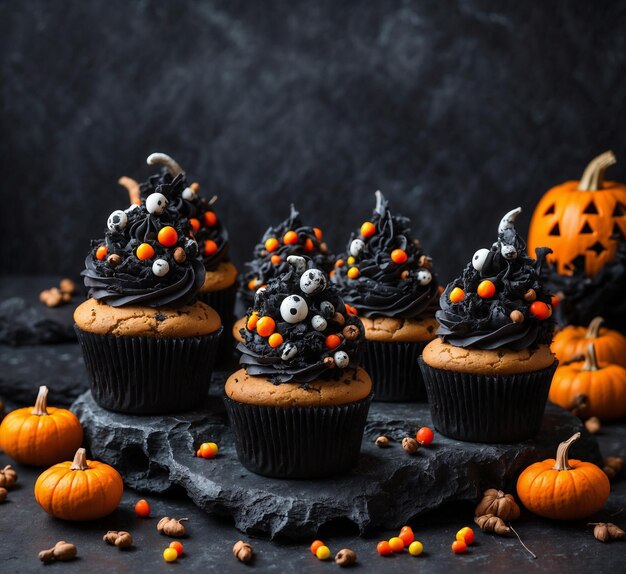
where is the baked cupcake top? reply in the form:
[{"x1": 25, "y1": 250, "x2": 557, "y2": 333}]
[
  {"x1": 136, "y1": 153, "x2": 230, "y2": 272},
  {"x1": 82, "y1": 170, "x2": 205, "y2": 308},
  {"x1": 436, "y1": 207, "x2": 555, "y2": 351},
  {"x1": 238, "y1": 256, "x2": 364, "y2": 384},
  {"x1": 240, "y1": 205, "x2": 334, "y2": 305},
  {"x1": 332, "y1": 191, "x2": 439, "y2": 319}
]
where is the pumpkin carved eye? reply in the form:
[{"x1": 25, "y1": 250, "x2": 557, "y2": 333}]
[
  {"x1": 588, "y1": 241, "x2": 607, "y2": 256},
  {"x1": 580, "y1": 221, "x2": 593, "y2": 234},
  {"x1": 613, "y1": 202, "x2": 626, "y2": 216},
  {"x1": 544, "y1": 204, "x2": 556, "y2": 215},
  {"x1": 548, "y1": 223, "x2": 560, "y2": 236},
  {"x1": 583, "y1": 201, "x2": 598, "y2": 214}
]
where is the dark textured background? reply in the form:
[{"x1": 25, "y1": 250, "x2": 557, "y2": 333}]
[{"x1": 2, "y1": 0, "x2": 626, "y2": 282}]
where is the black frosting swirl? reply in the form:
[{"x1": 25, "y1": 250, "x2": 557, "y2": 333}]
[
  {"x1": 140, "y1": 169, "x2": 229, "y2": 271},
  {"x1": 240, "y1": 205, "x2": 334, "y2": 306},
  {"x1": 238, "y1": 257, "x2": 364, "y2": 384},
  {"x1": 332, "y1": 191, "x2": 439, "y2": 318},
  {"x1": 436, "y1": 209, "x2": 555, "y2": 350},
  {"x1": 82, "y1": 175, "x2": 206, "y2": 308}
]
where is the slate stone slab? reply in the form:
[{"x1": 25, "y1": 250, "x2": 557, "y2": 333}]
[{"x1": 72, "y1": 389, "x2": 601, "y2": 540}]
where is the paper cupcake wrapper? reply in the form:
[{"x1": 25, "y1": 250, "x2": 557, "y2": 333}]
[
  {"x1": 419, "y1": 358, "x2": 557, "y2": 443},
  {"x1": 75, "y1": 326, "x2": 222, "y2": 414},
  {"x1": 223, "y1": 394, "x2": 372, "y2": 478},
  {"x1": 362, "y1": 340, "x2": 429, "y2": 402},
  {"x1": 197, "y1": 283, "x2": 237, "y2": 365}
]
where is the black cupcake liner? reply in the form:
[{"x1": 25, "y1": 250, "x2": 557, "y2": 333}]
[
  {"x1": 75, "y1": 326, "x2": 222, "y2": 414},
  {"x1": 362, "y1": 339, "x2": 429, "y2": 402},
  {"x1": 223, "y1": 394, "x2": 373, "y2": 478},
  {"x1": 419, "y1": 358, "x2": 557, "y2": 443},
  {"x1": 197, "y1": 283, "x2": 237, "y2": 364}
]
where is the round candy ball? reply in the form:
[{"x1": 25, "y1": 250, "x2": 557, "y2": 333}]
[
  {"x1": 472, "y1": 248, "x2": 490, "y2": 272},
  {"x1": 349, "y1": 239, "x2": 365, "y2": 257},
  {"x1": 333, "y1": 351, "x2": 349, "y2": 368},
  {"x1": 417, "y1": 270, "x2": 432, "y2": 285},
  {"x1": 311, "y1": 315, "x2": 327, "y2": 331},
  {"x1": 280, "y1": 295, "x2": 309, "y2": 323},
  {"x1": 320, "y1": 301, "x2": 335, "y2": 316},
  {"x1": 182, "y1": 187, "x2": 196, "y2": 200},
  {"x1": 146, "y1": 193, "x2": 168, "y2": 215},
  {"x1": 107, "y1": 210, "x2": 128, "y2": 232},
  {"x1": 281, "y1": 342, "x2": 298, "y2": 361},
  {"x1": 300, "y1": 269, "x2": 327, "y2": 295},
  {"x1": 152, "y1": 259, "x2": 170, "y2": 276}
]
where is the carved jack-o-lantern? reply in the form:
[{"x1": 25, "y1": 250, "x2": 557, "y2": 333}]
[{"x1": 528, "y1": 151, "x2": 626, "y2": 277}]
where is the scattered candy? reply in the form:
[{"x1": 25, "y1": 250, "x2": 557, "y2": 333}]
[
  {"x1": 408, "y1": 540, "x2": 423, "y2": 556},
  {"x1": 204, "y1": 239, "x2": 218, "y2": 255},
  {"x1": 350, "y1": 239, "x2": 365, "y2": 257},
  {"x1": 283, "y1": 230, "x2": 299, "y2": 245},
  {"x1": 134, "y1": 499, "x2": 150, "y2": 517},
  {"x1": 146, "y1": 192, "x2": 168, "y2": 215},
  {"x1": 388, "y1": 537, "x2": 404, "y2": 552},
  {"x1": 173, "y1": 247, "x2": 186, "y2": 264},
  {"x1": 472, "y1": 248, "x2": 490, "y2": 272},
  {"x1": 391, "y1": 249, "x2": 408, "y2": 264},
  {"x1": 347, "y1": 267, "x2": 360, "y2": 279},
  {"x1": 347, "y1": 256, "x2": 356, "y2": 265},
  {"x1": 257, "y1": 316, "x2": 276, "y2": 337},
  {"x1": 375, "y1": 436, "x2": 390, "y2": 447},
  {"x1": 449, "y1": 287, "x2": 465, "y2": 303},
  {"x1": 402, "y1": 437, "x2": 419, "y2": 454},
  {"x1": 189, "y1": 218, "x2": 201, "y2": 232},
  {"x1": 335, "y1": 259, "x2": 345, "y2": 268},
  {"x1": 451, "y1": 540, "x2": 467, "y2": 554},
  {"x1": 316, "y1": 545, "x2": 331, "y2": 560},
  {"x1": 163, "y1": 547, "x2": 178, "y2": 562},
  {"x1": 169, "y1": 541, "x2": 184, "y2": 556},
  {"x1": 335, "y1": 548, "x2": 357, "y2": 566},
  {"x1": 265, "y1": 237, "x2": 280, "y2": 252},
  {"x1": 333, "y1": 351, "x2": 349, "y2": 368},
  {"x1": 325, "y1": 334, "x2": 341, "y2": 349},
  {"x1": 136, "y1": 243, "x2": 155, "y2": 260},
  {"x1": 280, "y1": 295, "x2": 309, "y2": 323},
  {"x1": 304, "y1": 238, "x2": 315, "y2": 252},
  {"x1": 551, "y1": 294, "x2": 561, "y2": 308},
  {"x1": 311, "y1": 315, "x2": 328, "y2": 331},
  {"x1": 96, "y1": 245, "x2": 108, "y2": 261},
  {"x1": 271, "y1": 255, "x2": 282, "y2": 264},
  {"x1": 269, "y1": 333, "x2": 284, "y2": 348},
  {"x1": 417, "y1": 269, "x2": 432, "y2": 285},
  {"x1": 376, "y1": 541, "x2": 392, "y2": 556},
  {"x1": 281, "y1": 342, "x2": 298, "y2": 361},
  {"x1": 247, "y1": 312, "x2": 259, "y2": 330},
  {"x1": 477, "y1": 280, "x2": 496, "y2": 299},
  {"x1": 204, "y1": 211, "x2": 217, "y2": 226},
  {"x1": 152, "y1": 259, "x2": 170, "y2": 277},
  {"x1": 158, "y1": 226, "x2": 178, "y2": 247},
  {"x1": 233, "y1": 540, "x2": 253, "y2": 562},
  {"x1": 300, "y1": 268, "x2": 327, "y2": 294},
  {"x1": 314, "y1": 228, "x2": 323, "y2": 242},
  {"x1": 198, "y1": 442, "x2": 218, "y2": 459},
  {"x1": 399, "y1": 527, "x2": 414, "y2": 546},
  {"x1": 310, "y1": 540, "x2": 325, "y2": 555},
  {"x1": 523, "y1": 288, "x2": 537, "y2": 302},
  {"x1": 361, "y1": 221, "x2": 376, "y2": 238},
  {"x1": 510, "y1": 310, "x2": 525, "y2": 323},
  {"x1": 416, "y1": 427, "x2": 434, "y2": 446},
  {"x1": 456, "y1": 526, "x2": 475, "y2": 545},
  {"x1": 107, "y1": 210, "x2": 128, "y2": 232},
  {"x1": 529, "y1": 301, "x2": 550, "y2": 320}
]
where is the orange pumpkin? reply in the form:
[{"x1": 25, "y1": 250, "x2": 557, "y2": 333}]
[
  {"x1": 0, "y1": 386, "x2": 83, "y2": 466},
  {"x1": 35, "y1": 448, "x2": 123, "y2": 521},
  {"x1": 552, "y1": 316, "x2": 626, "y2": 367},
  {"x1": 549, "y1": 343, "x2": 626, "y2": 420},
  {"x1": 528, "y1": 151, "x2": 626, "y2": 278},
  {"x1": 517, "y1": 432, "x2": 610, "y2": 520}
]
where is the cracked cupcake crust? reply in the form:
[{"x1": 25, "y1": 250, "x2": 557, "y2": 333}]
[
  {"x1": 74, "y1": 297, "x2": 221, "y2": 338},
  {"x1": 225, "y1": 367, "x2": 372, "y2": 407},
  {"x1": 422, "y1": 338, "x2": 555, "y2": 375},
  {"x1": 200, "y1": 261, "x2": 238, "y2": 293},
  {"x1": 359, "y1": 315, "x2": 438, "y2": 343}
]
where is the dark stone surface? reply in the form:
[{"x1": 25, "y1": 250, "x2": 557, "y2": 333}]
[
  {"x1": 72, "y1": 389, "x2": 601, "y2": 540},
  {"x1": 3, "y1": 2, "x2": 626, "y2": 283}
]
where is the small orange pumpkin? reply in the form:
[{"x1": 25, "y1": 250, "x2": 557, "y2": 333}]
[
  {"x1": 517, "y1": 432, "x2": 610, "y2": 520},
  {"x1": 552, "y1": 316, "x2": 626, "y2": 367},
  {"x1": 35, "y1": 448, "x2": 123, "y2": 521},
  {"x1": 0, "y1": 386, "x2": 83, "y2": 466},
  {"x1": 528, "y1": 151, "x2": 626, "y2": 278},
  {"x1": 549, "y1": 343, "x2": 626, "y2": 420}
]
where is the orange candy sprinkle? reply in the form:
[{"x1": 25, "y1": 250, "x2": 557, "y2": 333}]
[
  {"x1": 257, "y1": 316, "x2": 276, "y2": 337},
  {"x1": 314, "y1": 228, "x2": 323, "y2": 242},
  {"x1": 325, "y1": 334, "x2": 341, "y2": 349},
  {"x1": 477, "y1": 280, "x2": 496, "y2": 299},
  {"x1": 189, "y1": 218, "x2": 201, "y2": 232},
  {"x1": 136, "y1": 243, "x2": 155, "y2": 260},
  {"x1": 345, "y1": 304, "x2": 358, "y2": 316},
  {"x1": 449, "y1": 287, "x2": 465, "y2": 303},
  {"x1": 310, "y1": 540, "x2": 325, "y2": 555},
  {"x1": 347, "y1": 267, "x2": 360, "y2": 279},
  {"x1": 169, "y1": 541, "x2": 184, "y2": 556},
  {"x1": 246, "y1": 312, "x2": 259, "y2": 331},
  {"x1": 271, "y1": 255, "x2": 282, "y2": 264},
  {"x1": 134, "y1": 499, "x2": 150, "y2": 517},
  {"x1": 96, "y1": 245, "x2": 108, "y2": 261},
  {"x1": 451, "y1": 540, "x2": 467, "y2": 554},
  {"x1": 530, "y1": 301, "x2": 550, "y2": 320},
  {"x1": 304, "y1": 238, "x2": 315, "y2": 252},
  {"x1": 391, "y1": 249, "x2": 408, "y2": 264},
  {"x1": 268, "y1": 333, "x2": 284, "y2": 348},
  {"x1": 199, "y1": 442, "x2": 218, "y2": 459},
  {"x1": 377, "y1": 541, "x2": 392, "y2": 556},
  {"x1": 283, "y1": 230, "x2": 298, "y2": 245},
  {"x1": 204, "y1": 239, "x2": 218, "y2": 255},
  {"x1": 265, "y1": 237, "x2": 280, "y2": 252},
  {"x1": 204, "y1": 211, "x2": 218, "y2": 226},
  {"x1": 158, "y1": 226, "x2": 178, "y2": 247},
  {"x1": 456, "y1": 527, "x2": 475, "y2": 545},
  {"x1": 388, "y1": 537, "x2": 404, "y2": 552},
  {"x1": 551, "y1": 295, "x2": 560, "y2": 308},
  {"x1": 361, "y1": 221, "x2": 376, "y2": 238},
  {"x1": 335, "y1": 259, "x2": 345, "y2": 268}
]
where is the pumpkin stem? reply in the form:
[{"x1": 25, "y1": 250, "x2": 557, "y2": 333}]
[
  {"x1": 582, "y1": 343, "x2": 599, "y2": 372},
  {"x1": 585, "y1": 317, "x2": 604, "y2": 339},
  {"x1": 578, "y1": 151, "x2": 616, "y2": 191},
  {"x1": 70, "y1": 448, "x2": 90, "y2": 471},
  {"x1": 552, "y1": 432, "x2": 581, "y2": 471},
  {"x1": 118, "y1": 176, "x2": 140, "y2": 205},
  {"x1": 31, "y1": 385, "x2": 49, "y2": 416}
]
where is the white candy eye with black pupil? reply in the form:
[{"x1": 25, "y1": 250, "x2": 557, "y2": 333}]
[
  {"x1": 146, "y1": 193, "x2": 168, "y2": 215},
  {"x1": 107, "y1": 210, "x2": 128, "y2": 232},
  {"x1": 472, "y1": 248, "x2": 490, "y2": 272},
  {"x1": 280, "y1": 295, "x2": 309, "y2": 323}
]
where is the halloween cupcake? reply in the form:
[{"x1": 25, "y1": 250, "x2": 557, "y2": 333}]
[
  {"x1": 76, "y1": 172, "x2": 222, "y2": 414},
  {"x1": 234, "y1": 205, "x2": 334, "y2": 339},
  {"x1": 331, "y1": 191, "x2": 439, "y2": 401},
  {"x1": 225, "y1": 256, "x2": 372, "y2": 478},
  {"x1": 420, "y1": 208, "x2": 557, "y2": 443},
  {"x1": 133, "y1": 153, "x2": 238, "y2": 341}
]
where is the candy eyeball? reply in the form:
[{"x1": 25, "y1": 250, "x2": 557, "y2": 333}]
[
  {"x1": 472, "y1": 248, "x2": 490, "y2": 272},
  {"x1": 281, "y1": 342, "x2": 298, "y2": 361},
  {"x1": 300, "y1": 268, "x2": 327, "y2": 295},
  {"x1": 107, "y1": 210, "x2": 128, "y2": 232},
  {"x1": 280, "y1": 295, "x2": 309, "y2": 323},
  {"x1": 152, "y1": 259, "x2": 170, "y2": 277},
  {"x1": 501, "y1": 244, "x2": 518, "y2": 260},
  {"x1": 417, "y1": 269, "x2": 432, "y2": 285},
  {"x1": 349, "y1": 239, "x2": 365, "y2": 257},
  {"x1": 182, "y1": 187, "x2": 196, "y2": 201},
  {"x1": 333, "y1": 351, "x2": 349, "y2": 368},
  {"x1": 287, "y1": 255, "x2": 307, "y2": 273},
  {"x1": 146, "y1": 193, "x2": 168, "y2": 215},
  {"x1": 320, "y1": 301, "x2": 335, "y2": 316},
  {"x1": 311, "y1": 315, "x2": 328, "y2": 331}
]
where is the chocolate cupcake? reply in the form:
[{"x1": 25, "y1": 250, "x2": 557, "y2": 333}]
[
  {"x1": 234, "y1": 206, "x2": 334, "y2": 339},
  {"x1": 331, "y1": 191, "x2": 439, "y2": 401},
  {"x1": 225, "y1": 256, "x2": 372, "y2": 478},
  {"x1": 420, "y1": 208, "x2": 557, "y2": 443},
  {"x1": 76, "y1": 170, "x2": 222, "y2": 414}
]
